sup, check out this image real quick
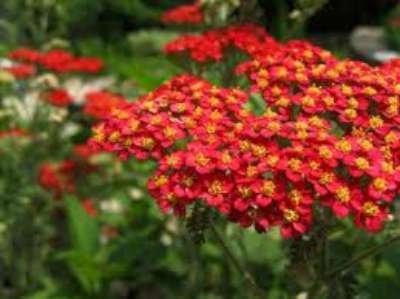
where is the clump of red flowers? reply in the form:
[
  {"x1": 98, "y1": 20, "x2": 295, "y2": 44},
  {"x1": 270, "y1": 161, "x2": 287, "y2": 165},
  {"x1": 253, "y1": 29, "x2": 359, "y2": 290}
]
[
  {"x1": 84, "y1": 91, "x2": 128, "y2": 119},
  {"x1": 90, "y1": 23, "x2": 400, "y2": 239},
  {"x1": 0, "y1": 128, "x2": 29, "y2": 139},
  {"x1": 38, "y1": 160, "x2": 77, "y2": 199},
  {"x1": 46, "y1": 89, "x2": 73, "y2": 107},
  {"x1": 161, "y1": 1, "x2": 204, "y2": 25},
  {"x1": 7, "y1": 48, "x2": 103, "y2": 74},
  {"x1": 165, "y1": 24, "x2": 278, "y2": 63}
]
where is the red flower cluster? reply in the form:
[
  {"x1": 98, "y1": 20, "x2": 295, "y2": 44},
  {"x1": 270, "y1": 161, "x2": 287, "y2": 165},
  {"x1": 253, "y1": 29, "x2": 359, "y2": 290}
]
[
  {"x1": 46, "y1": 89, "x2": 73, "y2": 107},
  {"x1": 39, "y1": 143, "x2": 99, "y2": 199},
  {"x1": 165, "y1": 24, "x2": 278, "y2": 63},
  {"x1": 84, "y1": 91, "x2": 128, "y2": 119},
  {"x1": 90, "y1": 26, "x2": 400, "y2": 238},
  {"x1": 38, "y1": 160, "x2": 77, "y2": 198},
  {"x1": 161, "y1": 2, "x2": 204, "y2": 25},
  {"x1": 7, "y1": 48, "x2": 103, "y2": 74},
  {"x1": 2, "y1": 64, "x2": 37, "y2": 79},
  {"x1": 0, "y1": 128, "x2": 28, "y2": 139},
  {"x1": 90, "y1": 75, "x2": 247, "y2": 160}
]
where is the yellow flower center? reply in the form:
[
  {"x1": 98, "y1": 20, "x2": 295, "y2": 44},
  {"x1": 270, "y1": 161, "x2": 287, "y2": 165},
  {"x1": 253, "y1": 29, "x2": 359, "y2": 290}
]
[
  {"x1": 385, "y1": 131, "x2": 398, "y2": 144},
  {"x1": 261, "y1": 180, "x2": 276, "y2": 197},
  {"x1": 342, "y1": 85, "x2": 353, "y2": 96},
  {"x1": 369, "y1": 116, "x2": 384, "y2": 129},
  {"x1": 288, "y1": 158, "x2": 301, "y2": 171},
  {"x1": 266, "y1": 155, "x2": 279, "y2": 167},
  {"x1": 209, "y1": 180, "x2": 223, "y2": 195},
  {"x1": 154, "y1": 175, "x2": 168, "y2": 187},
  {"x1": 267, "y1": 121, "x2": 281, "y2": 132},
  {"x1": 246, "y1": 166, "x2": 258, "y2": 177},
  {"x1": 109, "y1": 131, "x2": 120, "y2": 142},
  {"x1": 344, "y1": 108, "x2": 357, "y2": 119},
  {"x1": 336, "y1": 140, "x2": 352, "y2": 152},
  {"x1": 373, "y1": 178, "x2": 387, "y2": 192},
  {"x1": 238, "y1": 186, "x2": 253, "y2": 198},
  {"x1": 302, "y1": 96, "x2": 315, "y2": 107},
  {"x1": 163, "y1": 127, "x2": 177, "y2": 139},
  {"x1": 195, "y1": 153, "x2": 210, "y2": 166},
  {"x1": 319, "y1": 146, "x2": 333, "y2": 159},
  {"x1": 276, "y1": 97, "x2": 290, "y2": 107},
  {"x1": 183, "y1": 176, "x2": 194, "y2": 187},
  {"x1": 128, "y1": 120, "x2": 140, "y2": 132},
  {"x1": 362, "y1": 201, "x2": 379, "y2": 217},
  {"x1": 336, "y1": 186, "x2": 350, "y2": 203},
  {"x1": 166, "y1": 155, "x2": 179, "y2": 167},
  {"x1": 141, "y1": 137, "x2": 155, "y2": 150},
  {"x1": 251, "y1": 145, "x2": 267, "y2": 157},
  {"x1": 359, "y1": 139, "x2": 373, "y2": 151},
  {"x1": 364, "y1": 86, "x2": 377, "y2": 96},
  {"x1": 289, "y1": 190, "x2": 302, "y2": 205},
  {"x1": 355, "y1": 157, "x2": 370, "y2": 170},
  {"x1": 283, "y1": 209, "x2": 299, "y2": 223},
  {"x1": 319, "y1": 172, "x2": 334, "y2": 185}
]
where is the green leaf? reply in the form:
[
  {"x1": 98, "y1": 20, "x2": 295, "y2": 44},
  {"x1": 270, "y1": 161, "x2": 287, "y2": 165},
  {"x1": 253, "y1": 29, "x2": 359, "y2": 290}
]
[{"x1": 65, "y1": 196, "x2": 99, "y2": 254}]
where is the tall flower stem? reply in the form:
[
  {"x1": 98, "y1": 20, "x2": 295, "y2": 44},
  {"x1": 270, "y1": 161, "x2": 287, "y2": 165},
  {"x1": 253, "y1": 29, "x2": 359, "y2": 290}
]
[
  {"x1": 326, "y1": 233, "x2": 400, "y2": 279},
  {"x1": 209, "y1": 223, "x2": 266, "y2": 299}
]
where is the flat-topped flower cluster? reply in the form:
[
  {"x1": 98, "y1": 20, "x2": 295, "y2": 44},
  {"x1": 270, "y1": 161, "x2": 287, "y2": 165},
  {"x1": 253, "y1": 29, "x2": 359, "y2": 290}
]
[{"x1": 90, "y1": 23, "x2": 400, "y2": 238}]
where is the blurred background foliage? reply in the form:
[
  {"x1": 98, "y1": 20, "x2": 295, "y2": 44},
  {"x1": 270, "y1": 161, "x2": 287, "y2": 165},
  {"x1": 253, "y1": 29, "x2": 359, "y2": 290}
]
[{"x1": 1, "y1": 1, "x2": 400, "y2": 299}]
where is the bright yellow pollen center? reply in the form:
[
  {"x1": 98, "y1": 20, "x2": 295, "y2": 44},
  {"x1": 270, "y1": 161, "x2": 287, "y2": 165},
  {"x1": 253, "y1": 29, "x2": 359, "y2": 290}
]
[
  {"x1": 246, "y1": 166, "x2": 258, "y2": 177},
  {"x1": 251, "y1": 145, "x2": 267, "y2": 157},
  {"x1": 128, "y1": 120, "x2": 140, "y2": 132},
  {"x1": 141, "y1": 137, "x2": 155, "y2": 150},
  {"x1": 319, "y1": 172, "x2": 334, "y2": 185},
  {"x1": 266, "y1": 155, "x2": 279, "y2": 167},
  {"x1": 319, "y1": 146, "x2": 333, "y2": 159},
  {"x1": 342, "y1": 85, "x2": 353, "y2": 96},
  {"x1": 195, "y1": 153, "x2": 210, "y2": 166},
  {"x1": 302, "y1": 96, "x2": 315, "y2": 107},
  {"x1": 344, "y1": 108, "x2": 357, "y2": 119},
  {"x1": 359, "y1": 139, "x2": 373, "y2": 151},
  {"x1": 239, "y1": 186, "x2": 252, "y2": 198},
  {"x1": 205, "y1": 124, "x2": 216, "y2": 134},
  {"x1": 166, "y1": 155, "x2": 178, "y2": 167},
  {"x1": 154, "y1": 175, "x2": 168, "y2": 187},
  {"x1": 109, "y1": 131, "x2": 120, "y2": 142},
  {"x1": 261, "y1": 180, "x2": 276, "y2": 197},
  {"x1": 369, "y1": 116, "x2": 383, "y2": 129},
  {"x1": 283, "y1": 209, "x2": 299, "y2": 223},
  {"x1": 209, "y1": 180, "x2": 223, "y2": 195},
  {"x1": 373, "y1": 178, "x2": 387, "y2": 192},
  {"x1": 336, "y1": 187, "x2": 350, "y2": 203},
  {"x1": 164, "y1": 127, "x2": 176, "y2": 139},
  {"x1": 183, "y1": 176, "x2": 194, "y2": 187},
  {"x1": 385, "y1": 131, "x2": 398, "y2": 144},
  {"x1": 355, "y1": 157, "x2": 370, "y2": 170},
  {"x1": 289, "y1": 190, "x2": 302, "y2": 205},
  {"x1": 362, "y1": 202, "x2": 379, "y2": 217},
  {"x1": 288, "y1": 158, "x2": 301, "y2": 171},
  {"x1": 268, "y1": 121, "x2": 281, "y2": 132},
  {"x1": 239, "y1": 140, "x2": 251, "y2": 151},
  {"x1": 336, "y1": 140, "x2": 352, "y2": 152}
]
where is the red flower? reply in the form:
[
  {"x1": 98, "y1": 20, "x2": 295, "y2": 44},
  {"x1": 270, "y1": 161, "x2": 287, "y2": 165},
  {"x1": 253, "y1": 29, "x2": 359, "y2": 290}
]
[
  {"x1": 8, "y1": 48, "x2": 42, "y2": 63},
  {"x1": 46, "y1": 89, "x2": 72, "y2": 107},
  {"x1": 3, "y1": 64, "x2": 36, "y2": 78},
  {"x1": 81, "y1": 198, "x2": 98, "y2": 217},
  {"x1": 161, "y1": 2, "x2": 203, "y2": 25}
]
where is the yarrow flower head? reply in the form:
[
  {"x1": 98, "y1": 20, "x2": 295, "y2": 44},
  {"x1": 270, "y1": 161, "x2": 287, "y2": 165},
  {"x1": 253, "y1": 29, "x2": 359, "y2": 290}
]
[
  {"x1": 90, "y1": 25, "x2": 400, "y2": 239},
  {"x1": 165, "y1": 24, "x2": 278, "y2": 63},
  {"x1": 161, "y1": 1, "x2": 204, "y2": 25}
]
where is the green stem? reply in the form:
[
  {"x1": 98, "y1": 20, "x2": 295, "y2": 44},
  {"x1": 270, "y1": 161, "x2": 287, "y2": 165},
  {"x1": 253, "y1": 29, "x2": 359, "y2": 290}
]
[
  {"x1": 326, "y1": 234, "x2": 400, "y2": 279},
  {"x1": 209, "y1": 224, "x2": 265, "y2": 299}
]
